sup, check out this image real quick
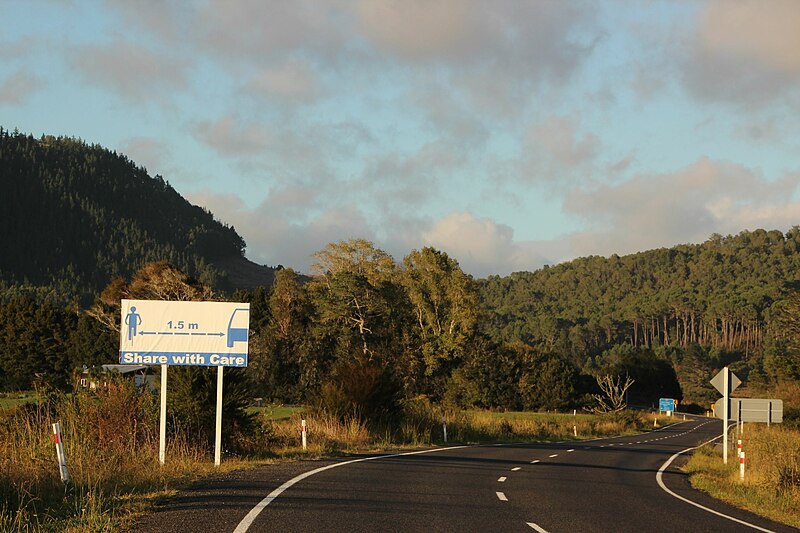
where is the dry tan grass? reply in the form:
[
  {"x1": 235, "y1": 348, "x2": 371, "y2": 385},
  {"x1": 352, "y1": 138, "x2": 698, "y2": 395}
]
[
  {"x1": 0, "y1": 385, "x2": 222, "y2": 532},
  {"x1": 687, "y1": 423, "x2": 800, "y2": 529}
]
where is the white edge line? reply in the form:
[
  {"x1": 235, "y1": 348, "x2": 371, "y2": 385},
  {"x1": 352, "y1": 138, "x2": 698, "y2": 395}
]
[
  {"x1": 527, "y1": 522, "x2": 550, "y2": 532},
  {"x1": 233, "y1": 445, "x2": 469, "y2": 533},
  {"x1": 656, "y1": 433, "x2": 776, "y2": 533}
]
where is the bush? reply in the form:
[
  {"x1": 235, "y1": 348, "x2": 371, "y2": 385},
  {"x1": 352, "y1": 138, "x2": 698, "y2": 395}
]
[{"x1": 313, "y1": 359, "x2": 402, "y2": 423}]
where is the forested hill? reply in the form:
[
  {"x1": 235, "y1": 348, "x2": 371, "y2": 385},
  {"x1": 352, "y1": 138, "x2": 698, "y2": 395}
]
[
  {"x1": 0, "y1": 128, "x2": 250, "y2": 304},
  {"x1": 479, "y1": 229, "x2": 800, "y2": 365}
]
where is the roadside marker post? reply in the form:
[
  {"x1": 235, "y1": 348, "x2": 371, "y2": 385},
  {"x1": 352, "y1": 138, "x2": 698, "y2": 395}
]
[
  {"x1": 301, "y1": 419, "x2": 307, "y2": 450},
  {"x1": 442, "y1": 416, "x2": 448, "y2": 444},
  {"x1": 740, "y1": 451, "x2": 745, "y2": 481},
  {"x1": 52, "y1": 422, "x2": 70, "y2": 483}
]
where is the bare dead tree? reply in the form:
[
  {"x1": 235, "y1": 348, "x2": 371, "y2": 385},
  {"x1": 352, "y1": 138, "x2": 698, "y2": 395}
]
[{"x1": 592, "y1": 374, "x2": 635, "y2": 413}]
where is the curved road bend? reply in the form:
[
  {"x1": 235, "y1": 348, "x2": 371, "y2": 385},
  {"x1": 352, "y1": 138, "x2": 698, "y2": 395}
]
[{"x1": 132, "y1": 418, "x2": 796, "y2": 533}]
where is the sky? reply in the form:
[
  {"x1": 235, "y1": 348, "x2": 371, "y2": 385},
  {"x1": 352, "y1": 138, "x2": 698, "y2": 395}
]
[{"x1": 2, "y1": 0, "x2": 799, "y2": 278}]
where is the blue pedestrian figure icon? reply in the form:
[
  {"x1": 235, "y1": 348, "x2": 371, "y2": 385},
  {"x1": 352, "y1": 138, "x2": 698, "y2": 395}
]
[{"x1": 125, "y1": 306, "x2": 142, "y2": 341}]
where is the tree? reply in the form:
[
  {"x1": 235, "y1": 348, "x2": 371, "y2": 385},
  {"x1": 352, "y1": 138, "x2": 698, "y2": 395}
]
[
  {"x1": 402, "y1": 247, "x2": 478, "y2": 389},
  {"x1": 246, "y1": 269, "x2": 313, "y2": 401},
  {"x1": 88, "y1": 261, "x2": 214, "y2": 331},
  {"x1": 89, "y1": 262, "x2": 251, "y2": 447},
  {"x1": 311, "y1": 239, "x2": 397, "y2": 285},
  {"x1": 592, "y1": 374, "x2": 635, "y2": 413}
]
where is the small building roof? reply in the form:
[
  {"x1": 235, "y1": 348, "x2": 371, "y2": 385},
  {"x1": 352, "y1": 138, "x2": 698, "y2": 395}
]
[{"x1": 100, "y1": 364, "x2": 149, "y2": 375}]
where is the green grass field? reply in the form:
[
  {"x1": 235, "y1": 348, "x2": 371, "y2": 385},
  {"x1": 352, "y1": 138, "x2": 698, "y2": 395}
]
[
  {"x1": 0, "y1": 392, "x2": 34, "y2": 410},
  {"x1": 246, "y1": 404, "x2": 304, "y2": 420}
]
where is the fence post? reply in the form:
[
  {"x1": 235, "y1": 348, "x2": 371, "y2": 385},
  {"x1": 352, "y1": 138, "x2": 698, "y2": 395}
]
[{"x1": 52, "y1": 422, "x2": 70, "y2": 483}]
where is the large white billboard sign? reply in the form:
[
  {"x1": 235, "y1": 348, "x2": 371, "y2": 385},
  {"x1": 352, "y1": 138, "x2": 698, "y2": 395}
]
[{"x1": 119, "y1": 299, "x2": 250, "y2": 367}]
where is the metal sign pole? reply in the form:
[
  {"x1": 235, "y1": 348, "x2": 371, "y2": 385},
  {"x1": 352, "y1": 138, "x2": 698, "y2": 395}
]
[
  {"x1": 215, "y1": 366, "x2": 224, "y2": 467},
  {"x1": 723, "y1": 366, "x2": 729, "y2": 464},
  {"x1": 159, "y1": 364, "x2": 167, "y2": 465},
  {"x1": 768, "y1": 401, "x2": 772, "y2": 427}
]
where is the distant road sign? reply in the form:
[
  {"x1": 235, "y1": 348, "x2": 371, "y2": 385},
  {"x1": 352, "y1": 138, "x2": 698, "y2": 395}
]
[
  {"x1": 119, "y1": 299, "x2": 250, "y2": 367},
  {"x1": 713, "y1": 398, "x2": 783, "y2": 423},
  {"x1": 710, "y1": 368, "x2": 741, "y2": 395},
  {"x1": 659, "y1": 398, "x2": 677, "y2": 412}
]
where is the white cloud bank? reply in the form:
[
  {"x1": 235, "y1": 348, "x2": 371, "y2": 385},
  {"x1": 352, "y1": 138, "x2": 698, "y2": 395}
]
[{"x1": 564, "y1": 158, "x2": 800, "y2": 257}]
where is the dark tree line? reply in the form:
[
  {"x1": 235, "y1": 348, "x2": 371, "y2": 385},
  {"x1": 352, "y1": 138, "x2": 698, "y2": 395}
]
[
  {"x1": 478, "y1": 228, "x2": 800, "y2": 398},
  {"x1": 1, "y1": 127, "x2": 798, "y2": 411},
  {"x1": 0, "y1": 128, "x2": 245, "y2": 305}
]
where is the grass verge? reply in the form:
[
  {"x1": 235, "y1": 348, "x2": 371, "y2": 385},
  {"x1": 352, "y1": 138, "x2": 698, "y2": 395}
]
[{"x1": 685, "y1": 424, "x2": 800, "y2": 529}]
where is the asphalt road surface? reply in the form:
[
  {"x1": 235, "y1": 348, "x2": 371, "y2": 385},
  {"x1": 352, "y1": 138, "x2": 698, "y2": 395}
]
[{"x1": 133, "y1": 417, "x2": 796, "y2": 532}]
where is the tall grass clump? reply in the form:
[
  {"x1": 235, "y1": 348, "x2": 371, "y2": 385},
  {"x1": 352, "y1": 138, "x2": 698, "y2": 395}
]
[{"x1": 0, "y1": 381, "x2": 219, "y2": 531}]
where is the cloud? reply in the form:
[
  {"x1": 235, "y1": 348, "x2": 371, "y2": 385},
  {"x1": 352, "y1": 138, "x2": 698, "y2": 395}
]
[
  {"x1": 193, "y1": 116, "x2": 275, "y2": 157},
  {"x1": 0, "y1": 37, "x2": 38, "y2": 60},
  {"x1": 514, "y1": 115, "x2": 602, "y2": 186},
  {"x1": 531, "y1": 116, "x2": 599, "y2": 166},
  {"x1": 243, "y1": 60, "x2": 319, "y2": 103},
  {"x1": 0, "y1": 70, "x2": 41, "y2": 105},
  {"x1": 194, "y1": 0, "x2": 345, "y2": 64},
  {"x1": 70, "y1": 39, "x2": 187, "y2": 102},
  {"x1": 119, "y1": 137, "x2": 170, "y2": 175},
  {"x1": 563, "y1": 158, "x2": 800, "y2": 257},
  {"x1": 187, "y1": 187, "x2": 551, "y2": 277},
  {"x1": 356, "y1": 141, "x2": 460, "y2": 212},
  {"x1": 356, "y1": 0, "x2": 474, "y2": 59},
  {"x1": 186, "y1": 188, "x2": 375, "y2": 270},
  {"x1": 681, "y1": 0, "x2": 800, "y2": 105},
  {"x1": 422, "y1": 211, "x2": 549, "y2": 276}
]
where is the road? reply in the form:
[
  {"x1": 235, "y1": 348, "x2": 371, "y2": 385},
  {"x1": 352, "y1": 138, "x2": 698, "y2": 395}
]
[{"x1": 133, "y1": 417, "x2": 796, "y2": 532}]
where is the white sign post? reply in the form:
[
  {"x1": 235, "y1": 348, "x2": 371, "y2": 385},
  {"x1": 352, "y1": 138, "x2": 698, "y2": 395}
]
[
  {"x1": 710, "y1": 367, "x2": 741, "y2": 465},
  {"x1": 215, "y1": 366, "x2": 224, "y2": 466},
  {"x1": 119, "y1": 299, "x2": 250, "y2": 467},
  {"x1": 160, "y1": 364, "x2": 167, "y2": 465}
]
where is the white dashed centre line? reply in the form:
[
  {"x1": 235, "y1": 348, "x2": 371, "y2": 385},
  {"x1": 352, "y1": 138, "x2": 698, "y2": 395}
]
[
  {"x1": 549, "y1": 454, "x2": 558, "y2": 458},
  {"x1": 496, "y1": 492, "x2": 508, "y2": 501},
  {"x1": 567, "y1": 449, "x2": 575, "y2": 452},
  {"x1": 498, "y1": 476, "x2": 507, "y2": 482},
  {"x1": 512, "y1": 467, "x2": 522, "y2": 471},
  {"x1": 530, "y1": 460, "x2": 540, "y2": 464}
]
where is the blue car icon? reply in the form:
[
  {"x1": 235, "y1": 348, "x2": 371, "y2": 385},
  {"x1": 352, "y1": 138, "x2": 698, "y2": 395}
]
[{"x1": 227, "y1": 308, "x2": 249, "y2": 348}]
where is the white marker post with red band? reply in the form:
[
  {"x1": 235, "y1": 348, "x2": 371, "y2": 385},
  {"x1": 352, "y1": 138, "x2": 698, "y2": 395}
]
[
  {"x1": 52, "y1": 422, "x2": 70, "y2": 483},
  {"x1": 740, "y1": 451, "x2": 745, "y2": 481},
  {"x1": 301, "y1": 419, "x2": 307, "y2": 450}
]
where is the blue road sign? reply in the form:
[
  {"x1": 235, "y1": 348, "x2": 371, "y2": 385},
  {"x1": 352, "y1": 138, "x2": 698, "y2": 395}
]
[{"x1": 659, "y1": 398, "x2": 676, "y2": 412}]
